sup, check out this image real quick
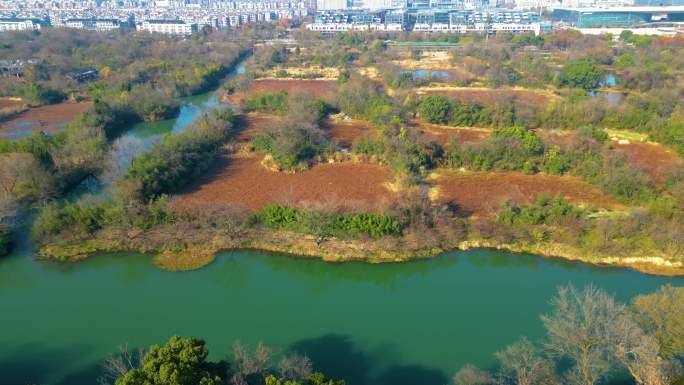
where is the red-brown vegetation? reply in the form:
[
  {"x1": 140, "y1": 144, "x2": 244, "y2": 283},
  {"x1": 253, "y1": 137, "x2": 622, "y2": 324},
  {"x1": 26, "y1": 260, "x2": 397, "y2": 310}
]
[
  {"x1": 416, "y1": 86, "x2": 554, "y2": 106},
  {"x1": 0, "y1": 102, "x2": 93, "y2": 136},
  {"x1": 253, "y1": 79, "x2": 338, "y2": 101},
  {"x1": 411, "y1": 121, "x2": 489, "y2": 145},
  {"x1": 612, "y1": 141, "x2": 682, "y2": 185},
  {"x1": 430, "y1": 170, "x2": 622, "y2": 217},
  {"x1": 172, "y1": 154, "x2": 396, "y2": 213},
  {"x1": 324, "y1": 118, "x2": 376, "y2": 148}
]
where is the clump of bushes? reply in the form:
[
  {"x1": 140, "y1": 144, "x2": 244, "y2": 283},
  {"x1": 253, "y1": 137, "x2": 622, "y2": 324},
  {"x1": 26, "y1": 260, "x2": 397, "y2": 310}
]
[
  {"x1": 557, "y1": 59, "x2": 604, "y2": 90},
  {"x1": 244, "y1": 91, "x2": 288, "y2": 114},
  {"x1": 445, "y1": 126, "x2": 544, "y2": 173},
  {"x1": 500, "y1": 194, "x2": 583, "y2": 226},
  {"x1": 257, "y1": 204, "x2": 402, "y2": 238},
  {"x1": 251, "y1": 93, "x2": 330, "y2": 172},
  {"x1": 418, "y1": 95, "x2": 518, "y2": 128},
  {"x1": 32, "y1": 196, "x2": 177, "y2": 245}
]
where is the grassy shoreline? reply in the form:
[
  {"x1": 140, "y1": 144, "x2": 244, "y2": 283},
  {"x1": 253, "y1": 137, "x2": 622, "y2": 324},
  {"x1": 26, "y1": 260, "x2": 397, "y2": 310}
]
[{"x1": 36, "y1": 228, "x2": 684, "y2": 276}]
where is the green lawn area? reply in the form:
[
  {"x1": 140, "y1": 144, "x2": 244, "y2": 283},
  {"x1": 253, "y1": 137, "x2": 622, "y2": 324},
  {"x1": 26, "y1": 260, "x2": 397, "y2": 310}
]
[{"x1": 604, "y1": 128, "x2": 648, "y2": 142}]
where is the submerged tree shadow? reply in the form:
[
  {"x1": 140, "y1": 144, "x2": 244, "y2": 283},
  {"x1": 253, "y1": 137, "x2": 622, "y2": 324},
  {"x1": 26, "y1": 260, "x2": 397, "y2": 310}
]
[
  {"x1": 374, "y1": 364, "x2": 449, "y2": 385},
  {"x1": 289, "y1": 334, "x2": 371, "y2": 385},
  {"x1": 288, "y1": 333, "x2": 448, "y2": 385},
  {"x1": 0, "y1": 342, "x2": 98, "y2": 385}
]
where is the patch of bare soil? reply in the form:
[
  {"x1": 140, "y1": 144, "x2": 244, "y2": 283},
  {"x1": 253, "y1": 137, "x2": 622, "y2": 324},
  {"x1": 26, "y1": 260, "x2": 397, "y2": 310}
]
[
  {"x1": 0, "y1": 102, "x2": 93, "y2": 137},
  {"x1": 612, "y1": 140, "x2": 682, "y2": 185},
  {"x1": 233, "y1": 113, "x2": 283, "y2": 143},
  {"x1": 172, "y1": 154, "x2": 396, "y2": 213},
  {"x1": 411, "y1": 121, "x2": 490, "y2": 145},
  {"x1": 429, "y1": 170, "x2": 622, "y2": 217},
  {"x1": 324, "y1": 117, "x2": 376, "y2": 148}
]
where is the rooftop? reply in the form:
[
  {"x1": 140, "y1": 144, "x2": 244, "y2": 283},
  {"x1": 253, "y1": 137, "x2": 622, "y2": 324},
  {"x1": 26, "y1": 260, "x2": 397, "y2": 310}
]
[{"x1": 553, "y1": 5, "x2": 684, "y2": 12}]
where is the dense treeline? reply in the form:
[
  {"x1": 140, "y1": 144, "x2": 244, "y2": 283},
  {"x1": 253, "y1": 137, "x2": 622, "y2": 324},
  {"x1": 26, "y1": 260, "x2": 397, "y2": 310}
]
[
  {"x1": 0, "y1": 29, "x2": 245, "y2": 257},
  {"x1": 100, "y1": 336, "x2": 345, "y2": 385},
  {"x1": 0, "y1": 28, "x2": 244, "y2": 104}
]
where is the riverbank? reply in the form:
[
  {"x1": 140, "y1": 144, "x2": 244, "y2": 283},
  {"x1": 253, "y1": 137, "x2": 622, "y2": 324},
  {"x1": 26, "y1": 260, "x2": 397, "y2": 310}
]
[{"x1": 35, "y1": 225, "x2": 684, "y2": 276}]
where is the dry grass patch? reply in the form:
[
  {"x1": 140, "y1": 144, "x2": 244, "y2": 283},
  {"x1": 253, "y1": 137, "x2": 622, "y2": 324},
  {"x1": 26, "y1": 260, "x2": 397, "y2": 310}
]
[
  {"x1": 611, "y1": 140, "x2": 682, "y2": 185},
  {"x1": 0, "y1": 97, "x2": 25, "y2": 109},
  {"x1": 250, "y1": 79, "x2": 338, "y2": 101},
  {"x1": 153, "y1": 247, "x2": 218, "y2": 271},
  {"x1": 415, "y1": 85, "x2": 558, "y2": 106},
  {"x1": 411, "y1": 121, "x2": 490, "y2": 145},
  {"x1": 428, "y1": 169, "x2": 622, "y2": 217},
  {"x1": 261, "y1": 66, "x2": 340, "y2": 80},
  {"x1": 172, "y1": 153, "x2": 396, "y2": 213},
  {"x1": 233, "y1": 112, "x2": 283, "y2": 144},
  {"x1": 324, "y1": 115, "x2": 376, "y2": 148}
]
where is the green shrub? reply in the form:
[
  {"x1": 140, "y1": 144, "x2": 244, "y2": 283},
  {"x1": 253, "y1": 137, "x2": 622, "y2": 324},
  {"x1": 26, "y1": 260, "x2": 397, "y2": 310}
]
[
  {"x1": 353, "y1": 138, "x2": 385, "y2": 156},
  {"x1": 244, "y1": 91, "x2": 288, "y2": 114},
  {"x1": 558, "y1": 60, "x2": 604, "y2": 90},
  {"x1": 32, "y1": 200, "x2": 115, "y2": 242},
  {"x1": 500, "y1": 194, "x2": 583, "y2": 226},
  {"x1": 445, "y1": 126, "x2": 544, "y2": 172},
  {"x1": 258, "y1": 204, "x2": 402, "y2": 238},
  {"x1": 418, "y1": 95, "x2": 451, "y2": 125}
]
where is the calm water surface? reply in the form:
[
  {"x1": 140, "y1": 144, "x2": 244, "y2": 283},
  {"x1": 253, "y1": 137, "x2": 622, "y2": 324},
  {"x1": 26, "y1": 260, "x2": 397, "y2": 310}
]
[{"x1": 1, "y1": 247, "x2": 681, "y2": 385}]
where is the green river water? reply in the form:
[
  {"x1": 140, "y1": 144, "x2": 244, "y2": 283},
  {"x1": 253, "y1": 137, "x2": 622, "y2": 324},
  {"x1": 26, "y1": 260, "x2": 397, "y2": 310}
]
[
  {"x1": 1, "y1": 73, "x2": 683, "y2": 385},
  {"x1": 2, "y1": 247, "x2": 682, "y2": 385}
]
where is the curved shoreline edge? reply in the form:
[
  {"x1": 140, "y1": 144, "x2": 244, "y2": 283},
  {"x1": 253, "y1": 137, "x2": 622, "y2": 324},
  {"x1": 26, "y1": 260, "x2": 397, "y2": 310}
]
[{"x1": 36, "y1": 229, "x2": 684, "y2": 277}]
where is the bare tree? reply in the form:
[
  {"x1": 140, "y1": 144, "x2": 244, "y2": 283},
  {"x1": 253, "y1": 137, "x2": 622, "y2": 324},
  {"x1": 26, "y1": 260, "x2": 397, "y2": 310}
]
[
  {"x1": 453, "y1": 364, "x2": 494, "y2": 385},
  {"x1": 0, "y1": 152, "x2": 54, "y2": 202},
  {"x1": 610, "y1": 313, "x2": 682, "y2": 385},
  {"x1": 495, "y1": 337, "x2": 558, "y2": 385},
  {"x1": 103, "y1": 136, "x2": 145, "y2": 184},
  {"x1": 231, "y1": 341, "x2": 273, "y2": 385},
  {"x1": 278, "y1": 352, "x2": 312, "y2": 382},
  {"x1": 98, "y1": 344, "x2": 143, "y2": 385},
  {"x1": 541, "y1": 285, "x2": 622, "y2": 385}
]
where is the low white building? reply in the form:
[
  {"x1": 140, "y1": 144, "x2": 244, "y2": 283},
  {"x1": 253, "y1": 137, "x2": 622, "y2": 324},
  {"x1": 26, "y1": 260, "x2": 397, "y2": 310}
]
[
  {"x1": 137, "y1": 20, "x2": 197, "y2": 35},
  {"x1": 64, "y1": 19, "x2": 122, "y2": 32},
  {"x1": 489, "y1": 22, "x2": 542, "y2": 34},
  {"x1": 0, "y1": 18, "x2": 42, "y2": 32}
]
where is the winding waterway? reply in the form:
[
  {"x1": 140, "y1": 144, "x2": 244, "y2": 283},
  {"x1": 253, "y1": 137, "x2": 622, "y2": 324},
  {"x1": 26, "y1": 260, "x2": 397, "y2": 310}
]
[{"x1": 1, "y1": 62, "x2": 683, "y2": 385}]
